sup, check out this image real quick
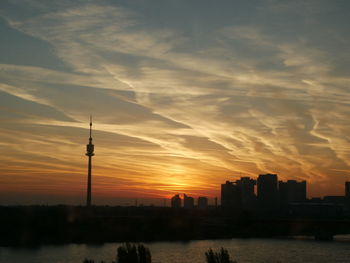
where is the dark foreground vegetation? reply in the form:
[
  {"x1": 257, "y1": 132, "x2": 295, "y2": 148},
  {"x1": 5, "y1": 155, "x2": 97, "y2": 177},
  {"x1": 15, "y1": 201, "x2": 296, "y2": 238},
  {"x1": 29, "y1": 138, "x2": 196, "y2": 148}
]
[
  {"x1": 83, "y1": 243, "x2": 236, "y2": 263},
  {"x1": 1, "y1": 205, "x2": 350, "y2": 246},
  {"x1": 83, "y1": 243, "x2": 152, "y2": 263}
]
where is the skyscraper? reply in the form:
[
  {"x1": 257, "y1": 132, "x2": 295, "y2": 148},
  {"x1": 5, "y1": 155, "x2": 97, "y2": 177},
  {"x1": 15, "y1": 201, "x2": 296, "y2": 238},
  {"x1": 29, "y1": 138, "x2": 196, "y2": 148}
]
[
  {"x1": 221, "y1": 181, "x2": 242, "y2": 210},
  {"x1": 257, "y1": 174, "x2": 278, "y2": 211},
  {"x1": 86, "y1": 116, "x2": 95, "y2": 207},
  {"x1": 236, "y1": 177, "x2": 256, "y2": 210},
  {"x1": 279, "y1": 180, "x2": 306, "y2": 204},
  {"x1": 183, "y1": 194, "x2": 194, "y2": 209},
  {"x1": 198, "y1": 196, "x2": 208, "y2": 210},
  {"x1": 346, "y1": 182, "x2": 350, "y2": 208},
  {"x1": 171, "y1": 194, "x2": 181, "y2": 208}
]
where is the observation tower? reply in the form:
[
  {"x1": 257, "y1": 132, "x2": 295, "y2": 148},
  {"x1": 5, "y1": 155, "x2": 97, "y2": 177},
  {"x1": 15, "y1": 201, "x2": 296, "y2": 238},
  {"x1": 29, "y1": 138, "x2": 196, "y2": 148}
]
[{"x1": 86, "y1": 116, "x2": 94, "y2": 207}]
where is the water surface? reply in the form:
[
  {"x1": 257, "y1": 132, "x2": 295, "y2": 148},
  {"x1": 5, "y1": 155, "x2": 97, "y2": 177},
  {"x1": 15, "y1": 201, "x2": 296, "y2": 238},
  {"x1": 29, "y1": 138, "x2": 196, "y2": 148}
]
[{"x1": 1, "y1": 237, "x2": 350, "y2": 263}]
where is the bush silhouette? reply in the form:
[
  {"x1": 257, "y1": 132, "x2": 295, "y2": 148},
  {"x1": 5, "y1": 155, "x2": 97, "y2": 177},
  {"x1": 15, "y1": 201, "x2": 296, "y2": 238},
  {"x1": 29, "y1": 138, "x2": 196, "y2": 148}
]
[
  {"x1": 116, "y1": 243, "x2": 152, "y2": 263},
  {"x1": 83, "y1": 259, "x2": 105, "y2": 263},
  {"x1": 83, "y1": 244, "x2": 237, "y2": 263},
  {"x1": 82, "y1": 243, "x2": 151, "y2": 263},
  {"x1": 205, "y1": 248, "x2": 236, "y2": 263}
]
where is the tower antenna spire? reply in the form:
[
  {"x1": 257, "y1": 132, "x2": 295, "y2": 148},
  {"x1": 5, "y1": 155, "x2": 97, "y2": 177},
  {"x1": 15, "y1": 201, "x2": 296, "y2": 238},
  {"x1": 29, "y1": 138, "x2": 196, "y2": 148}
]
[
  {"x1": 90, "y1": 115, "x2": 92, "y2": 138},
  {"x1": 86, "y1": 115, "x2": 95, "y2": 207}
]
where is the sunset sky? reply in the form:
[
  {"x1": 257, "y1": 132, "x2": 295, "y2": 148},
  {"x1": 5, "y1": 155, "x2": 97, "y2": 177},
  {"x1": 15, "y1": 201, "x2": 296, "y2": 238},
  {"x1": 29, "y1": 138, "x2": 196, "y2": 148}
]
[{"x1": 0, "y1": 0, "x2": 349, "y2": 205}]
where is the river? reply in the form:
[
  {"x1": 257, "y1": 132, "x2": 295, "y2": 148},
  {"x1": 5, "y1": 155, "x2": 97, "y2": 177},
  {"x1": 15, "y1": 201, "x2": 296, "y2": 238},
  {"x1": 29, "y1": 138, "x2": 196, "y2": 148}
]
[{"x1": 1, "y1": 236, "x2": 350, "y2": 263}]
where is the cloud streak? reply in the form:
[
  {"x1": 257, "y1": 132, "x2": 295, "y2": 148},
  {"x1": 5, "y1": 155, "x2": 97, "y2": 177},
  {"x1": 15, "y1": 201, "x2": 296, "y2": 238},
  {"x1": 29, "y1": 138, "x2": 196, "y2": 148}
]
[{"x1": 0, "y1": 0, "x2": 349, "y2": 203}]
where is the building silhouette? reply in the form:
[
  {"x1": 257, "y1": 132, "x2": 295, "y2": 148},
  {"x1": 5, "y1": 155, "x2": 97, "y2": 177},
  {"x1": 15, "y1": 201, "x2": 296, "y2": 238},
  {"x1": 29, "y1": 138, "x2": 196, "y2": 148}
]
[
  {"x1": 346, "y1": 182, "x2": 350, "y2": 209},
  {"x1": 171, "y1": 194, "x2": 181, "y2": 208},
  {"x1": 323, "y1": 196, "x2": 346, "y2": 205},
  {"x1": 183, "y1": 194, "x2": 194, "y2": 209},
  {"x1": 279, "y1": 180, "x2": 306, "y2": 204},
  {"x1": 198, "y1": 196, "x2": 208, "y2": 210},
  {"x1": 257, "y1": 174, "x2": 278, "y2": 211},
  {"x1": 221, "y1": 181, "x2": 242, "y2": 210},
  {"x1": 220, "y1": 175, "x2": 311, "y2": 212},
  {"x1": 86, "y1": 116, "x2": 95, "y2": 207},
  {"x1": 236, "y1": 177, "x2": 256, "y2": 210}
]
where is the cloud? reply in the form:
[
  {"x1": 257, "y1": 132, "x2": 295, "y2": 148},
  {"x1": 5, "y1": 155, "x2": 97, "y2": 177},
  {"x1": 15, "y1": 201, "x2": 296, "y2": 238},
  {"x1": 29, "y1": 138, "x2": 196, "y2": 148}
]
[{"x1": 0, "y1": 0, "x2": 349, "y2": 202}]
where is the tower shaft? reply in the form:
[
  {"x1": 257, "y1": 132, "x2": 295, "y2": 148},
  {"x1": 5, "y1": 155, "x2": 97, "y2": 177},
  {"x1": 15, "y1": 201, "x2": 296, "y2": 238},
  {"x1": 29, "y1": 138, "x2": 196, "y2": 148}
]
[{"x1": 86, "y1": 155, "x2": 92, "y2": 207}]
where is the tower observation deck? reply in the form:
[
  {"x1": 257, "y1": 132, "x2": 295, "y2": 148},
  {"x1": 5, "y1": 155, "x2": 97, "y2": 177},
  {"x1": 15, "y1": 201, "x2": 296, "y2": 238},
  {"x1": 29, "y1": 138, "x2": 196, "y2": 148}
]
[{"x1": 86, "y1": 116, "x2": 94, "y2": 207}]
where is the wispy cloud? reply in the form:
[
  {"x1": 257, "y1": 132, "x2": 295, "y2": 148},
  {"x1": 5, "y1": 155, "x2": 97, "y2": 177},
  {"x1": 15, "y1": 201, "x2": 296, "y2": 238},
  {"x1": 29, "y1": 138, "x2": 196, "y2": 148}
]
[{"x1": 0, "y1": 0, "x2": 349, "y2": 202}]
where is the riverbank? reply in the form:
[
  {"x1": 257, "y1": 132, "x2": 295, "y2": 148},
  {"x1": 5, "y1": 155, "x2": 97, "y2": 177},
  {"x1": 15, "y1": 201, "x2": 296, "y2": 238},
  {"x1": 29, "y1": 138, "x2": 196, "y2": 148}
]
[{"x1": 1, "y1": 206, "x2": 349, "y2": 247}]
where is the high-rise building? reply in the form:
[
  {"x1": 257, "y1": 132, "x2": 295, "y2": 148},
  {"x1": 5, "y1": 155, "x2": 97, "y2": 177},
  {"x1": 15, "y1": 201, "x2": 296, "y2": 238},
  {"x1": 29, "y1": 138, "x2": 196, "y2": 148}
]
[
  {"x1": 183, "y1": 194, "x2": 194, "y2": 209},
  {"x1": 198, "y1": 196, "x2": 208, "y2": 210},
  {"x1": 221, "y1": 181, "x2": 242, "y2": 209},
  {"x1": 171, "y1": 194, "x2": 181, "y2": 208},
  {"x1": 346, "y1": 182, "x2": 350, "y2": 208},
  {"x1": 86, "y1": 116, "x2": 95, "y2": 207},
  {"x1": 236, "y1": 177, "x2": 256, "y2": 210},
  {"x1": 279, "y1": 180, "x2": 306, "y2": 204},
  {"x1": 257, "y1": 174, "x2": 278, "y2": 211}
]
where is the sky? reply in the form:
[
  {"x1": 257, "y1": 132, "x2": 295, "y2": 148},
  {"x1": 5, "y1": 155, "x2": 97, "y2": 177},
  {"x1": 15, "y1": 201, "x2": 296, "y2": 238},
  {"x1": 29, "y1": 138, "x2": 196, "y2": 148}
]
[{"x1": 0, "y1": 0, "x2": 349, "y2": 205}]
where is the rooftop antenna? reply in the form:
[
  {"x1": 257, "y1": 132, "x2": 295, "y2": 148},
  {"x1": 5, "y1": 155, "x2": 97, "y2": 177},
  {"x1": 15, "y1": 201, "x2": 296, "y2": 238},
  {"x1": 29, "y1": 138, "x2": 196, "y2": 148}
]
[{"x1": 89, "y1": 115, "x2": 92, "y2": 140}]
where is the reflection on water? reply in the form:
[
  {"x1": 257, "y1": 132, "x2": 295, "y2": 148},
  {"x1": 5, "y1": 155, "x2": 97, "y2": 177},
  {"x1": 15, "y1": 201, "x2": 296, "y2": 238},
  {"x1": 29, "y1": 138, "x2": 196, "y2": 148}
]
[{"x1": 1, "y1": 237, "x2": 350, "y2": 263}]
